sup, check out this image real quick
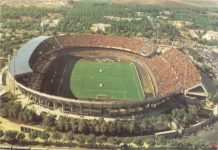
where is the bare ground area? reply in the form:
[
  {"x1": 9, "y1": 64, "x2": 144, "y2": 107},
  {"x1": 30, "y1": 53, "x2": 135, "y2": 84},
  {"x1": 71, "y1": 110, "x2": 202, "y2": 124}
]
[
  {"x1": 1, "y1": 0, "x2": 217, "y2": 7},
  {"x1": 112, "y1": 0, "x2": 218, "y2": 7},
  {"x1": 0, "y1": 117, "x2": 21, "y2": 132},
  {"x1": 0, "y1": 0, "x2": 68, "y2": 7}
]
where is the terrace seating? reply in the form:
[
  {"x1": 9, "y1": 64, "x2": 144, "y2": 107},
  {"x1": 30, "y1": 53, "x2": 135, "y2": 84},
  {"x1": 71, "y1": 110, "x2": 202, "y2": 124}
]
[
  {"x1": 162, "y1": 49, "x2": 201, "y2": 89},
  {"x1": 144, "y1": 56, "x2": 182, "y2": 96},
  {"x1": 29, "y1": 37, "x2": 61, "y2": 69},
  {"x1": 56, "y1": 34, "x2": 148, "y2": 54},
  {"x1": 27, "y1": 34, "x2": 201, "y2": 99},
  {"x1": 29, "y1": 52, "x2": 59, "y2": 90}
]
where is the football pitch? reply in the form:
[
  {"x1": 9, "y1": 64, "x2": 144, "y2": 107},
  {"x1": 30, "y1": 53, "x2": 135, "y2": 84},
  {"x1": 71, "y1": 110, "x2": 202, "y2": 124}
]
[{"x1": 70, "y1": 60, "x2": 145, "y2": 101}]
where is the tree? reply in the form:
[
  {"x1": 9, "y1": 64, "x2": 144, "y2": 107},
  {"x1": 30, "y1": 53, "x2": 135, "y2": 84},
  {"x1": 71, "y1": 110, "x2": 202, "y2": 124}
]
[
  {"x1": 52, "y1": 30, "x2": 57, "y2": 36},
  {"x1": 0, "y1": 105, "x2": 9, "y2": 117},
  {"x1": 107, "y1": 136, "x2": 121, "y2": 145},
  {"x1": 39, "y1": 132, "x2": 50, "y2": 141},
  {"x1": 129, "y1": 120, "x2": 136, "y2": 134},
  {"x1": 64, "y1": 120, "x2": 71, "y2": 131},
  {"x1": 9, "y1": 102, "x2": 22, "y2": 119},
  {"x1": 78, "y1": 119, "x2": 87, "y2": 133},
  {"x1": 141, "y1": 118, "x2": 147, "y2": 133},
  {"x1": 86, "y1": 134, "x2": 95, "y2": 144},
  {"x1": 4, "y1": 130, "x2": 18, "y2": 141},
  {"x1": 76, "y1": 134, "x2": 86, "y2": 145},
  {"x1": 212, "y1": 93, "x2": 218, "y2": 103},
  {"x1": 191, "y1": 140, "x2": 209, "y2": 149},
  {"x1": 0, "y1": 130, "x2": 4, "y2": 138},
  {"x1": 114, "y1": 120, "x2": 122, "y2": 134},
  {"x1": 84, "y1": 121, "x2": 94, "y2": 134},
  {"x1": 18, "y1": 108, "x2": 38, "y2": 123},
  {"x1": 157, "y1": 114, "x2": 167, "y2": 124},
  {"x1": 188, "y1": 105, "x2": 198, "y2": 117},
  {"x1": 96, "y1": 135, "x2": 107, "y2": 145},
  {"x1": 88, "y1": 123, "x2": 95, "y2": 134},
  {"x1": 95, "y1": 124, "x2": 101, "y2": 134},
  {"x1": 52, "y1": 131, "x2": 62, "y2": 142},
  {"x1": 133, "y1": 137, "x2": 144, "y2": 147},
  {"x1": 124, "y1": 137, "x2": 133, "y2": 146},
  {"x1": 43, "y1": 115, "x2": 56, "y2": 127},
  {"x1": 108, "y1": 121, "x2": 116, "y2": 135},
  {"x1": 1, "y1": 102, "x2": 22, "y2": 118},
  {"x1": 100, "y1": 122, "x2": 108, "y2": 134},
  {"x1": 172, "y1": 108, "x2": 187, "y2": 124},
  {"x1": 70, "y1": 118, "x2": 78, "y2": 133},
  {"x1": 141, "y1": 118, "x2": 153, "y2": 132},
  {"x1": 57, "y1": 117, "x2": 66, "y2": 131},
  {"x1": 155, "y1": 136, "x2": 166, "y2": 145},
  {"x1": 17, "y1": 132, "x2": 25, "y2": 142},
  {"x1": 65, "y1": 131, "x2": 74, "y2": 143},
  {"x1": 145, "y1": 138, "x2": 156, "y2": 146},
  {"x1": 29, "y1": 131, "x2": 38, "y2": 141}
]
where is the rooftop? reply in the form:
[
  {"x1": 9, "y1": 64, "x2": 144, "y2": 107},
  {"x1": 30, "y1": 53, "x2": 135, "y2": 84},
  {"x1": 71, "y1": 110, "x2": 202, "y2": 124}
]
[{"x1": 9, "y1": 36, "x2": 49, "y2": 77}]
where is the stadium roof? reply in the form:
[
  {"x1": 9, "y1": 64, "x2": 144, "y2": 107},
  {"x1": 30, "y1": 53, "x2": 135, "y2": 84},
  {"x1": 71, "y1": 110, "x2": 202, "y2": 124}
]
[{"x1": 9, "y1": 36, "x2": 49, "y2": 77}]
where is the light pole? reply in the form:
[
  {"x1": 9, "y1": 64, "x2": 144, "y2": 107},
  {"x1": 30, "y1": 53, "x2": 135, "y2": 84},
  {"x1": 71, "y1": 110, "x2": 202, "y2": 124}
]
[
  {"x1": 13, "y1": 49, "x2": 17, "y2": 97},
  {"x1": 183, "y1": 52, "x2": 189, "y2": 95},
  {"x1": 156, "y1": 23, "x2": 160, "y2": 44},
  {"x1": 41, "y1": 22, "x2": 44, "y2": 36}
]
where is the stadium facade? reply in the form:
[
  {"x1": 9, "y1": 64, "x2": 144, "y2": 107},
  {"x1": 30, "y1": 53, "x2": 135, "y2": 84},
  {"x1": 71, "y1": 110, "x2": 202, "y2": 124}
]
[{"x1": 7, "y1": 34, "x2": 207, "y2": 117}]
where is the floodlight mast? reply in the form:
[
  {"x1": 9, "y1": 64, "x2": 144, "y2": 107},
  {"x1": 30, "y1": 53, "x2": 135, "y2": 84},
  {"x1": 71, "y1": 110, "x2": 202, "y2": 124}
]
[
  {"x1": 183, "y1": 52, "x2": 189, "y2": 94},
  {"x1": 156, "y1": 23, "x2": 160, "y2": 44},
  {"x1": 13, "y1": 49, "x2": 16, "y2": 96},
  {"x1": 41, "y1": 22, "x2": 44, "y2": 36}
]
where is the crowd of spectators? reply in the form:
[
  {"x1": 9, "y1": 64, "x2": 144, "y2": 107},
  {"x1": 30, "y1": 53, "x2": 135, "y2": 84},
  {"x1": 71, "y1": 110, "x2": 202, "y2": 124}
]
[
  {"x1": 162, "y1": 49, "x2": 201, "y2": 89},
  {"x1": 144, "y1": 56, "x2": 182, "y2": 95},
  {"x1": 56, "y1": 34, "x2": 150, "y2": 53}
]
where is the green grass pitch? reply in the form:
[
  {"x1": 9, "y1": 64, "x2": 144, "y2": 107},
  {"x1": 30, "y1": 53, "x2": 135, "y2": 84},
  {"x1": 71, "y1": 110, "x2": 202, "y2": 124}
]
[{"x1": 70, "y1": 60, "x2": 145, "y2": 101}]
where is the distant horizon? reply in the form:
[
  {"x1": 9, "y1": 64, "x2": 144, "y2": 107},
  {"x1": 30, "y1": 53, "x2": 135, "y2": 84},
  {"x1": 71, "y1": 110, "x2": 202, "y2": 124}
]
[{"x1": 0, "y1": 0, "x2": 218, "y2": 8}]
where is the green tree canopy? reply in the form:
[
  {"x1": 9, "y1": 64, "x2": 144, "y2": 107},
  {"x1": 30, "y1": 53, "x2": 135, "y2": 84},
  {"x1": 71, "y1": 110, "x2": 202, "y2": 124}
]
[
  {"x1": 4, "y1": 130, "x2": 18, "y2": 141},
  {"x1": 43, "y1": 115, "x2": 56, "y2": 127},
  {"x1": 65, "y1": 131, "x2": 74, "y2": 143},
  {"x1": 76, "y1": 134, "x2": 86, "y2": 145},
  {"x1": 39, "y1": 132, "x2": 50, "y2": 141},
  {"x1": 17, "y1": 132, "x2": 25, "y2": 141},
  {"x1": 52, "y1": 131, "x2": 62, "y2": 142},
  {"x1": 29, "y1": 131, "x2": 38, "y2": 141}
]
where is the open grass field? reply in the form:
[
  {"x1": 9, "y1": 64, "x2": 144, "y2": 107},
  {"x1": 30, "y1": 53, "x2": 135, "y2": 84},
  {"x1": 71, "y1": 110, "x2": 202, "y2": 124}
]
[{"x1": 70, "y1": 60, "x2": 145, "y2": 101}]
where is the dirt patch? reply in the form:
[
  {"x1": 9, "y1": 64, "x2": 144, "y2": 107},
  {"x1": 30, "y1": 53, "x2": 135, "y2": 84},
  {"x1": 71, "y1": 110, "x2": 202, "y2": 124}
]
[
  {"x1": 112, "y1": 0, "x2": 218, "y2": 7},
  {"x1": 90, "y1": 23, "x2": 111, "y2": 33},
  {"x1": 1, "y1": 0, "x2": 217, "y2": 7},
  {"x1": 0, "y1": 0, "x2": 68, "y2": 7}
]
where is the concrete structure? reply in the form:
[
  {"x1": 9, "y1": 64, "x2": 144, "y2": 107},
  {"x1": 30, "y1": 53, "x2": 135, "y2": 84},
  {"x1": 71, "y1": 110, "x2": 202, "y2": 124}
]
[{"x1": 6, "y1": 34, "x2": 207, "y2": 117}]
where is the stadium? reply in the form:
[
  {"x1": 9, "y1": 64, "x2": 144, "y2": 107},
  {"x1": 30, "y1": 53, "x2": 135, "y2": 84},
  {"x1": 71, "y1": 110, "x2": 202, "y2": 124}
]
[{"x1": 7, "y1": 34, "x2": 207, "y2": 117}]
